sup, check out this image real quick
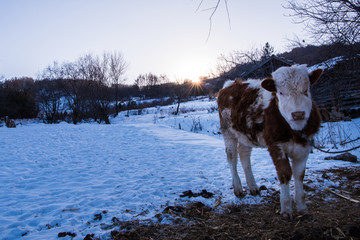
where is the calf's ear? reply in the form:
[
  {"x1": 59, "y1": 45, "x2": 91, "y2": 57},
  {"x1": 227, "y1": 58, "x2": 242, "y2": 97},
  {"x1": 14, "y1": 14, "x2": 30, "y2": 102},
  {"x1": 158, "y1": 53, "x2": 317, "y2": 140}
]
[
  {"x1": 309, "y1": 69, "x2": 323, "y2": 85},
  {"x1": 261, "y1": 78, "x2": 276, "y2": 92}
]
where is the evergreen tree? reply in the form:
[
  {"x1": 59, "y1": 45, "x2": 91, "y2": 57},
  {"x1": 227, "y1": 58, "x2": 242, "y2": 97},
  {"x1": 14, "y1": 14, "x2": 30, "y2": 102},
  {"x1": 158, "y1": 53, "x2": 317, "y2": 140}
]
[{"x1": 261, "y1": 42, "x2": 275, "y2": 60}]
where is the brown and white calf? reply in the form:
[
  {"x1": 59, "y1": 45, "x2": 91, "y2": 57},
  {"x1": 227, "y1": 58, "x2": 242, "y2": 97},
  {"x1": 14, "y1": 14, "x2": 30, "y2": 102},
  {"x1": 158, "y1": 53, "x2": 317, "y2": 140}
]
[{"x1": 217, "y1": 65, "x2": 323, "y2": 217}]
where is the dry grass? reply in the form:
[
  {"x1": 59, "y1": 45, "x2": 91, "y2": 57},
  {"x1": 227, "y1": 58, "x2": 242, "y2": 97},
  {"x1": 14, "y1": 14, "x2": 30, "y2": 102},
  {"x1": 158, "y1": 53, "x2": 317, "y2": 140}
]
[{"x1": 86, "y1": 166, "x2": 360, "y2": 240}]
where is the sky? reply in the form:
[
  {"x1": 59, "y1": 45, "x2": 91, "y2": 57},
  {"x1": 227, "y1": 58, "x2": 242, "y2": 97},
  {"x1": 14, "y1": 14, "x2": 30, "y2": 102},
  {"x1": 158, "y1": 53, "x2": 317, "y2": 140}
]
[{"x1": 0, "y1": 0, "x2": 307, "y2": 84}]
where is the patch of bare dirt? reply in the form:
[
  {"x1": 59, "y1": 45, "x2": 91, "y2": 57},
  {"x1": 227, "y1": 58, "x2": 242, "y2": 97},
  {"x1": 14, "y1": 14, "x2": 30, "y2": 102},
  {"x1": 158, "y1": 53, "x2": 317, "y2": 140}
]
[{"x1": 87, "y1": 166, "x2": 360, "y2": 240}]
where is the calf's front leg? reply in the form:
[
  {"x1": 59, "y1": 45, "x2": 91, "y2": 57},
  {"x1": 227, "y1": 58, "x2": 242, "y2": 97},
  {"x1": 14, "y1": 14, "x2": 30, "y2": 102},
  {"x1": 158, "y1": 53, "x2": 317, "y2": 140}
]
[
  {"x1": 291, "y1": 159, "x2": 307, "y2": 214},
  {"x1": 269, "y1": 146, "x2": 293, "y2": 218},
  {"x1": 291, "y1": 147, "x2": 311, "y2": 214}
]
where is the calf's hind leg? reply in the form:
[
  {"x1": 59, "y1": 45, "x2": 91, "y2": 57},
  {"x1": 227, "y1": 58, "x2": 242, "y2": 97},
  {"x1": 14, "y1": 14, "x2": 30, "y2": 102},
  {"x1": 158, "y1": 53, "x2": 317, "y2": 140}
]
[
  {"x1": 223, "y1": 132, "x2": 244, "y2": 198},
  {"x1": 238, "y1": 144, "x2": 259, "y2": 195}
]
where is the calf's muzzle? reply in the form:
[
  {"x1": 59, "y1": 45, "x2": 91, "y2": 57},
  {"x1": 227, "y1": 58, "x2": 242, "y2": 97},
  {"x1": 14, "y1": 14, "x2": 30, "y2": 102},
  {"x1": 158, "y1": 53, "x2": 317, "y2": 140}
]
[{"x1": 291, "y1": 111, "x2": 305, "y2": 121}]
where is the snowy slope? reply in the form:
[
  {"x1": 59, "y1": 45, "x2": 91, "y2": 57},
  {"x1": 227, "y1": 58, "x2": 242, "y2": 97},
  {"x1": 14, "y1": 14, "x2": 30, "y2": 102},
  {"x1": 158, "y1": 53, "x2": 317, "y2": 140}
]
[
  {"x1": 1, "y1": 98, "x2": 359, "y2": 240},
  {"x1": 307, "y1": 56, "x2": 344, "y2": 71}
]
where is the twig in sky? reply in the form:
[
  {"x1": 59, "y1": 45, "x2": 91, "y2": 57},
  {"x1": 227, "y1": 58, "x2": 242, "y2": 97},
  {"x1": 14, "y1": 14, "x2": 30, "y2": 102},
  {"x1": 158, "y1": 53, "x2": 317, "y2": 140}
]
[{"x1": 195, "y1": 0, "x2": 231, "y2": 41}]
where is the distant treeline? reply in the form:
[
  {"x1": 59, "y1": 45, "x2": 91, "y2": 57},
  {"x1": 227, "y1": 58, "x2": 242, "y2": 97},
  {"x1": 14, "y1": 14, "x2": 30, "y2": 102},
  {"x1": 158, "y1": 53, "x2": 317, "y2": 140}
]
[
  {"x1": 0, "y1": 78, "x2": 208, "y2": 124},
  {"x1": 0, "y1": 52, "x2": 210, "y2": 124}
]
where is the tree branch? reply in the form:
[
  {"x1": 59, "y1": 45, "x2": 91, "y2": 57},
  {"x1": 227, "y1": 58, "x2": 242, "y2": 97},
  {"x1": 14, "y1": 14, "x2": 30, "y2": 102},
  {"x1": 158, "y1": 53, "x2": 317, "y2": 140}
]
[
  {"x1": 285, "y1": 0, "x2": 360, "y2": 44},
  {"x1": 196, "y1": 0, "x2": 231, "y2": 41}
]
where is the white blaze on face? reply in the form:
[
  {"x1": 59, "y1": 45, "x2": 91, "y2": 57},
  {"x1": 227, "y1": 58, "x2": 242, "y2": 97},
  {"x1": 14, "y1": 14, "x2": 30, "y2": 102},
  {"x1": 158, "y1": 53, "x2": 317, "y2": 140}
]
[{"x1": 272, "y1": 65, "x2": 312, "y2": 131}]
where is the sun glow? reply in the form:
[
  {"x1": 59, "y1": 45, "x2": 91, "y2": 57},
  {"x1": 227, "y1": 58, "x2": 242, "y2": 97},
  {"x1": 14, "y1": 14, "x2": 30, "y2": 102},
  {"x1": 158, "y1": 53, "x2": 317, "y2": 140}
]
[
  {"x1": 185, "y1": 78, "x2": 205, "y2": 96},
  {"x1": 172, "y1": 53, "x2": 211, "y2": 85},
  {"x1": 191, "y1": 77, "x2": 202, "y2": 84}
]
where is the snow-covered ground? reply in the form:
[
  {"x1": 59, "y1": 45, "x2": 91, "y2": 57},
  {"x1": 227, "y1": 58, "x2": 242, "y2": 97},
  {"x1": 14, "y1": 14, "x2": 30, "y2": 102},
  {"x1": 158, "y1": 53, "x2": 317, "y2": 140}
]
[{"x1": 1, "y1": 98, "x2": 359, "y2": 240}]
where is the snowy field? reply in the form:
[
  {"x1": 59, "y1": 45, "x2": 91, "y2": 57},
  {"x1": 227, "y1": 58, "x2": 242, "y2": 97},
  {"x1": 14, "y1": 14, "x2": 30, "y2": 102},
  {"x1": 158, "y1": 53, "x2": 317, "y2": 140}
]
[{"x1": 1, "y1": 98, "x2": 359, "y2": 239}]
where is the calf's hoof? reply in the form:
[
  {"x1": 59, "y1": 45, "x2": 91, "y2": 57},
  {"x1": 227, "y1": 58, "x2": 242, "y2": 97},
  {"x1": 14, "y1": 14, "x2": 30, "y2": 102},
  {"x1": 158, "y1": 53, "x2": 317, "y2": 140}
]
[
  {"x1": 249, "y1": 188, "x2": 260, "y2": 196},
  {"x1": 297, "y1": 208, "x2": 309, "y2": 216},
  {"x1": 280, "y1": 210, "x2": 293, "y2": 220},
  {"x1": 234, "y1": 189, "x2": 246, "y2": 198}
]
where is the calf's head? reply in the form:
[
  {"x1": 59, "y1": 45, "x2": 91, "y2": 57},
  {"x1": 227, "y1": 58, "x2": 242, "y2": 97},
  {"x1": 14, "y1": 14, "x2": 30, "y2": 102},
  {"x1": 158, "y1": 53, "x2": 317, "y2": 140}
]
[{"x1": 261, "y1": 65, "x2": 322, "y2": 131}]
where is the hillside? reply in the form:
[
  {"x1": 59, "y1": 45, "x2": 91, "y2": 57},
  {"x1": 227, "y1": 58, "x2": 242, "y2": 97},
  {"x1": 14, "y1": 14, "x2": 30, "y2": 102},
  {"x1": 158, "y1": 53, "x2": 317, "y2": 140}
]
[{"x1": 279, "y1": 42, "x2": 360, "y2": 66}]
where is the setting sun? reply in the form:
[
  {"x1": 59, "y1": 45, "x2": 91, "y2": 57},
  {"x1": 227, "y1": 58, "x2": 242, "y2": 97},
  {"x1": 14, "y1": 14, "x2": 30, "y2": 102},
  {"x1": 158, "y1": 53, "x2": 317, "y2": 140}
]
[
  {"x1": 192, "y1": 78, "x2": 202, "y2": 84},
  {"x1": 168, "y1": 51, "x2": 213, "y2": 84}
]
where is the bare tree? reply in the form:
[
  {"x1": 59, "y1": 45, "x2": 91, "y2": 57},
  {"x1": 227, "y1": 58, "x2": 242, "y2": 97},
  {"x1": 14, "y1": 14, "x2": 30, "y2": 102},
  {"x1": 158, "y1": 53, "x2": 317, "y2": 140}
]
[
  {"x1": 134, "y1": 73, "x2": 161, "y2": 96},
  {"x1": 60, "y1": 60, "x2": 91, "y2": 124},
  {"x1": 78, "y1": 53, "x2": 113, "y2": 124},
  {"x1": 134, "y1": 74, "x2": 146, "y2": 91},
  {"x1": 285, "y1": 0, "x2": 360, "y2": 45},
  {"x1": 212, "y1": 47, "x2": 262, "y2": 77},
  {"x1": 36, "y1": 79, "x2": 64, "y2": 123},
  {"x1": 77, "y1": 54, "x2": 106, "y2": 82},
  {"x1": 39, "y1": 61, "x2": 63, "y2": 80},
  {"x1": 158, "y1": 74, "x2": 170, "y2": 85},
  {"x1": 106, "y1": 51, "x2": 127, "y2": 116},
  {"x1": 37, "y1": 51, "x2": 128, "y2": 124},
  {"x1": 172, "y1": 78, "x2": 188, "y2": 115},
  {"x1": 285, "y1": 34, "x2": 308, "y2": 50}
]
